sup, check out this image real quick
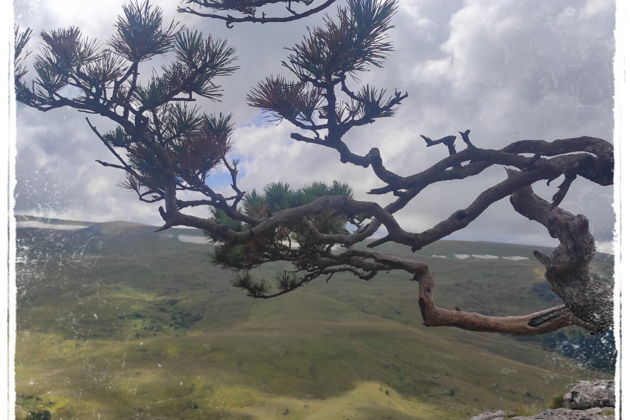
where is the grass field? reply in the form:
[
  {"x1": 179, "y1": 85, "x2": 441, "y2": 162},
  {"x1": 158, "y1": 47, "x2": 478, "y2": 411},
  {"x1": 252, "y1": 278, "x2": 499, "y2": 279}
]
[{"x1": 14, "y1": 216, "x2": 612, "y2": 419}]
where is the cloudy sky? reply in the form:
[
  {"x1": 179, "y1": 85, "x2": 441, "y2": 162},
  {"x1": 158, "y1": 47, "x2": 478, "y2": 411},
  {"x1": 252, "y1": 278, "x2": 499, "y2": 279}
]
[{"x1": 13, "y1": 0, "x2": 616, "y2": 251}]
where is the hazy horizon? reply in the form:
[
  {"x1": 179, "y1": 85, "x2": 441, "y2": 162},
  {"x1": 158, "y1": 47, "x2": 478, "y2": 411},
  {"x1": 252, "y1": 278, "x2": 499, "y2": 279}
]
[
  {"x1": 14, "y1": 0, "x2": 616, "y2": 252},
  {"x1": 14, "y1": 212, "x2": 615, "y2": 254}
]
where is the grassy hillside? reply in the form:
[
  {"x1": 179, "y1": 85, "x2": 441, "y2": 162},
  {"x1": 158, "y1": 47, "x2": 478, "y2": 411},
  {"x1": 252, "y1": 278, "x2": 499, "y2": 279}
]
[{"x1": 14, "y1": 217, "x2": 612, "y2": 419}]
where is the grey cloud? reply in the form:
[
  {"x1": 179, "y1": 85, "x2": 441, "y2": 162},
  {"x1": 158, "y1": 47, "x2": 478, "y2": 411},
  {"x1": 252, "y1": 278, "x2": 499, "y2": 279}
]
[
  {"x1": 15, "y1": 105, "x2": 163, "y2": 223},
  {"x1": 14, "y1": 0, "x2": 615, "y2": 248}
]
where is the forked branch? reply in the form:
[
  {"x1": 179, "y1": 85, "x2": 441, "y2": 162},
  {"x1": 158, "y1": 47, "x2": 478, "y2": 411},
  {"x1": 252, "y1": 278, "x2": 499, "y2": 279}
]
[
  {"x1": 15, "y1": 0, "x2": 614, "y2": 336},
  {"x1": 178, "y1": 0, "x2": 336, "y2": 27},
  {"x1": 510, "y1": 181, "x2": 613, "y2": 332}
]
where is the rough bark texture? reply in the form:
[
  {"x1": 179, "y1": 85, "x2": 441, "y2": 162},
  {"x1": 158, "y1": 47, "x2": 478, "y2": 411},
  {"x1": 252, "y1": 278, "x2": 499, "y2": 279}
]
[
  {"x1": 14, "y1": 0, "x2": 614, "y2": 337},
  {"x1": 510, "y1": 184, "x2": 613, "y2": 332}
]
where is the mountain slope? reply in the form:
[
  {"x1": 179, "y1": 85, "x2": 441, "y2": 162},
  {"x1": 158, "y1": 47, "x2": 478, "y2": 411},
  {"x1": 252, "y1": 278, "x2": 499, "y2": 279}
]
[{"x1": 14, "y1": 217, "x2": 612, "y2": 419}]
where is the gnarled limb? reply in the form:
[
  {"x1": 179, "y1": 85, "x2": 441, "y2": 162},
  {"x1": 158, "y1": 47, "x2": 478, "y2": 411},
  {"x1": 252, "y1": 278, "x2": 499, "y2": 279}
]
[
  {"x1": 16, "y1": 0, "x2": 614, "y2": 337},
  {"x1": 342, "y1": 249, "x2": 583, "y2": 334},
  {"x1": 415, "y1": 268, "x2": 580, "y2": 334},
  {"x1": 510, "y1": 180, "x2": 613, "y2": 332},
  {"x1": 369, "y1": 136, "x2": 613, "y2": 195}
]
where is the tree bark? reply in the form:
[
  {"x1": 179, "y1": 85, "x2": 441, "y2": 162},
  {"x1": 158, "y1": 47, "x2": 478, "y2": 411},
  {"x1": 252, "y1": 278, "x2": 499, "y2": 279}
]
[{"x1": 510, "y1": 183, "x2": 613, "y2": 332}]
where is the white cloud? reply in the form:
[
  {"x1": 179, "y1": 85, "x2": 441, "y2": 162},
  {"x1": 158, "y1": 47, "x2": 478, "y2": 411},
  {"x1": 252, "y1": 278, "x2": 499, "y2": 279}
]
[
  {"x1": 16, "y1": 221, "x2": 88, "y2": 230},
  {"x1": 582, "y1": 0, "x2": 614, "y2": 18},
  {"x1": 596, "y1": 240, "x2": 615, "y2": 255},
  {"x1": 177, "y1": 234, "x2": 210, "y2": 245},
  {"x1": 502, "y1": 256, "x2": 528, "y2": 261},
  {"x1": 13, "y1": 0, "x2": 615, "y2": 248}
]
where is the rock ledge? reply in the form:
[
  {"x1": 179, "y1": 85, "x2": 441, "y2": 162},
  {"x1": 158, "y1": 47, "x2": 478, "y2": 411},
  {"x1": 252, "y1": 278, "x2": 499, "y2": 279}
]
[{"x1": 470, "y1": 380, "x2": 614, "y2": 420}]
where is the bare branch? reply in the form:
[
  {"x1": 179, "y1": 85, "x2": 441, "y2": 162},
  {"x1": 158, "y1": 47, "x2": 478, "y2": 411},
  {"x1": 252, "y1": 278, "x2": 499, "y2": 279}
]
[
  {"x1": 414, "y1": 254, "x2": 579, "y2": 334},
  {"x1": 421, "y1": 134, "x2": 457, "y2": 156},
  {"x1": 16, "y1": 0, "x2": 613, "y2": 338},
  {"x1": 178, "y1": 0, "x2": 336, "y2": 27}
]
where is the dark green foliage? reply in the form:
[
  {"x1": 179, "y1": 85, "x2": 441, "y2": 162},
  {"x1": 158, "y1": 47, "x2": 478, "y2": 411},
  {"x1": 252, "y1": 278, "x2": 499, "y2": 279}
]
[
  {"x1": 260, "y1": 183, "x2": 293, "y2": 211},
  {"x1": 39, "y1": 27, "x2": 99, "y2": 75},
  {"x1": 211, "y1": 208, "x2": 243, "y2": 233},
  {"x1": 212, "y1": 243, "x2": 250, "y2": 268},
  {"x1": 283, "y1": 0, "x2": 396, "y2": 80},
  {"x1": 109, "y1": 0, "x2": 180, "y2": 62},
  {"x1": 119, "y1": 111, "x2": 234, "y2": 196},
  {"x1": 296, "y1": 181, "x2": 353, "y2": 205},
  {"x1": 15, "y1": 0, "x2": 400, "y2": 307},
  {"x1": 162, "y1": 103, "x2": 204, "y2": 140},
  {"x1": 211, "y1": 181, "x2": 353, "y2": 295},
  {"x1": 26, "y1": 410, "x2": 51, "y2": 420},
  {"x1": 276, "y1": 271, "x2": 300, "y2": 292},
  {"x1": 235, "y1": 180, "x2": 349, "y2": 226},
  {"x1": 14, "y1": 27, "x2": 32, "y2": 81},
  {"x1": 134, "y1": 74, "x2": 172, "y2": 107},
  {"x1": 344, "y1": 85, "x2": 398, "y2": 120},
  {"x1": 163, "y1": 30, "x2": 238, "y2": 101},
  {"x1": 174, "y1": 30, "x2": 238, "y2": 79},
  {"x1": 83, "y1": 50, "x2": 126, "y2": 87},
  {"x1": 33, "y1": 27, "x2": 98, "y2": 96},
  {"x1": 15, "y1": 1, "x2": 238, "y2": 204},
  {"x1": 243, "y1": 181, "x2": 352, "y2": 215},
  {"x1": 232, "y1": 272, "x2": 270, "y2": 297},
  {"x1": 242, "y1": 189, "x2": 269, "y2": 219},
  {"x1": 176, "y1": 113, "x2": 234, "y2": 173},
  {"x1": 246, "y1": 76, "x2": 322, "y2": 123},
  {"x1": 168, "y1": 304, "x2": 204, "y2": 329},
  {"x1": 246, "y1": 0, "x2": 403, "y2": 132},
  {"x1": 549, "y1": 393, "x2": 564, "y2": 409}
]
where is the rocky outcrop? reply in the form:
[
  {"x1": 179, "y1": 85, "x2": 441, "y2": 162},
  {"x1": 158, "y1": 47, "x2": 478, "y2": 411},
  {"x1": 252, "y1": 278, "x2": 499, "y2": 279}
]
[
  {"x1": 471, "y1": 411, "x2": 507, "y2": 420},
  {"x1": 510, "y1": 407, "x2": 614, "y2": 419},
  {"x1": 470, "y1": 380, "x2": 615, "y2": 420},
  {"x1": 562, "y1": 380, "x2": 614, "y2": 410}
]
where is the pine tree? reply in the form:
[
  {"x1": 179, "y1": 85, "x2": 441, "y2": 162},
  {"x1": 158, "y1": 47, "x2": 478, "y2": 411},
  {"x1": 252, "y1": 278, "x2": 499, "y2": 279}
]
[{"x1": 15, "y1": 0, "x2": 614, "y2": 335}]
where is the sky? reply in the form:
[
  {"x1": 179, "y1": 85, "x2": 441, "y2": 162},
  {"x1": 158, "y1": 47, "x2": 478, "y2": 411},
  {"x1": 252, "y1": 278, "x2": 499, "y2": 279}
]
[{"x1": 12, "y1": 0, "x2": 617, "y2": 251}]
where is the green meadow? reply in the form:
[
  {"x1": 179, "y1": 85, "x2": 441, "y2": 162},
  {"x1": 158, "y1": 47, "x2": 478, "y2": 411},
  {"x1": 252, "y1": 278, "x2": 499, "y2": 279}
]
[{"x1": 15, "y1": 217, "x2": 611, "y2": 419}]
